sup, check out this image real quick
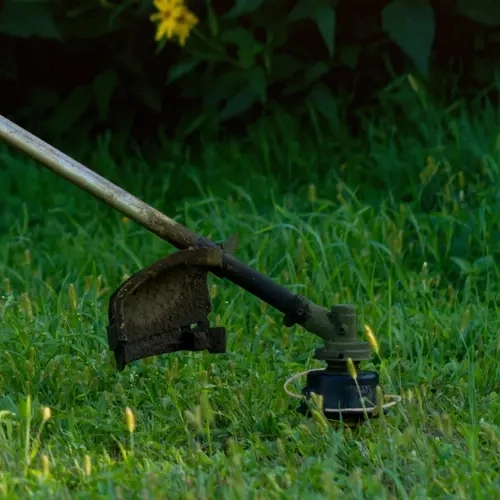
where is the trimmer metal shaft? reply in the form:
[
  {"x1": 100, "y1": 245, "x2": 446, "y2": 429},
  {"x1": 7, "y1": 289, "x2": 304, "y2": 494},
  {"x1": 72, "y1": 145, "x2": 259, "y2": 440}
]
[{"x1": 0, "y1": 116, "x2": 201, "y2": 250}]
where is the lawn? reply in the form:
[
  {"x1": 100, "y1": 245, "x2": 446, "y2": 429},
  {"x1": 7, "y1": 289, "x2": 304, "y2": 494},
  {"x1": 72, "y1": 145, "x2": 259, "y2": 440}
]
[{"x1": 1, "y1": 94, "x2": 500, "y2": 498}]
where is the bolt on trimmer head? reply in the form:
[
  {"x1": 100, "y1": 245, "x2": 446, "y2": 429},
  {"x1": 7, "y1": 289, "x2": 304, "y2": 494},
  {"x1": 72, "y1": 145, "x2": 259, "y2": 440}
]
[{"x1": 0, "y1": 115, "x2": 401, "y2": 425}]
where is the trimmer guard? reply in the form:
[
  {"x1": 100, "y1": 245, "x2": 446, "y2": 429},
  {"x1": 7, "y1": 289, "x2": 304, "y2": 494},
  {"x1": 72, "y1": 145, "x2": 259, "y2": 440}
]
[{"x1": 107, "y1": 247, "x2": 227, "y2": 370}]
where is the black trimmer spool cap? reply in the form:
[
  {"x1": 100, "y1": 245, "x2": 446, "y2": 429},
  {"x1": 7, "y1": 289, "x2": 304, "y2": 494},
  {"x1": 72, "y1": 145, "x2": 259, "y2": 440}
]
[{"x1": 297, "y1": 368, "x2": 381, "y2": 423}]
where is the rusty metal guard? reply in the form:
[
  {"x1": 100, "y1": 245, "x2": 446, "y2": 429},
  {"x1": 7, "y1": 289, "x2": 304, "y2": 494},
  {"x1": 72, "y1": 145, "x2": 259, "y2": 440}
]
[{"x1": 107, "y1": 247, "x2": 227, "y2": 370}]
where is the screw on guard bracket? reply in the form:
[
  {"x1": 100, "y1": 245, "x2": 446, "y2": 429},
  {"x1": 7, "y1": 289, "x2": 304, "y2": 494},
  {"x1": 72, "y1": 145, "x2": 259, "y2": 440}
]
[{"x1": 0, "y1": 115, "x2": 401, "y2": 424}]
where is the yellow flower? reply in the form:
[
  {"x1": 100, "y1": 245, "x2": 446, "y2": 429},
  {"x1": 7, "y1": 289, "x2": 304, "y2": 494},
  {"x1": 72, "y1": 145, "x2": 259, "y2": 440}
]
[
  {"x1": 150, "y1": 0, "x2": 199, "y2": 46},
  {"x1": 174, "y1": 9, "x2": 199, "y2": 46}
]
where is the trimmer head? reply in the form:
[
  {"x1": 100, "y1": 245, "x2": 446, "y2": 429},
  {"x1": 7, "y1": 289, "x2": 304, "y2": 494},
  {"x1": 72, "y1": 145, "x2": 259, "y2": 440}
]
[
  {"x1": 284, "y1": 305, "x2": 401, "y2": 423},
  {"x1": 107, "y1": 247, "x2": 226, "y2": 371}
]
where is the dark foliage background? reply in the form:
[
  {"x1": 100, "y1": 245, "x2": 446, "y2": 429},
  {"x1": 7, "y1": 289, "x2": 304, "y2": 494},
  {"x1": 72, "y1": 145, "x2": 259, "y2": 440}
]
[{"x1": 1, "y1": 0, "x2": 500, "y2": 145}]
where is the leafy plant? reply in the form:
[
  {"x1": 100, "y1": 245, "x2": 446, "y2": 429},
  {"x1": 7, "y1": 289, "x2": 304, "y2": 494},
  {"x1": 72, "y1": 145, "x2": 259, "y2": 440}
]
[
  {"x1": 1, "y1": 0, "x2": 500, "y2": 140},
  {"x1": 151, "y1": 0, "x2": 342, "y2": 134},
  {"x1": 381, "y1": 0, "x2": 436, "y2": 76}
]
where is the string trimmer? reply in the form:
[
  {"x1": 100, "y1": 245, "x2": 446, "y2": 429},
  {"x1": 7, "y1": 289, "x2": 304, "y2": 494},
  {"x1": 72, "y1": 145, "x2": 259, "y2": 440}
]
[{"x1": 0, "y1": 115, "x2": 400, "y2": 424}]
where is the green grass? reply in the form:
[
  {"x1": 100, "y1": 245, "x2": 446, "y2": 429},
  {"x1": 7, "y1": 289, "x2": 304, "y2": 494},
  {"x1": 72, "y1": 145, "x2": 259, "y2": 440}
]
[{"x1": 1, "y1": 84, "x2": 500, "y2": 498}]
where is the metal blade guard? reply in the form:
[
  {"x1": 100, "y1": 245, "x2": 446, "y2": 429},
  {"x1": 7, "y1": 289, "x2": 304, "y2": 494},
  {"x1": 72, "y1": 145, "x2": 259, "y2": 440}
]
[{"x1": 107, "y1": 247, "x2": 226, "y2": 371}]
